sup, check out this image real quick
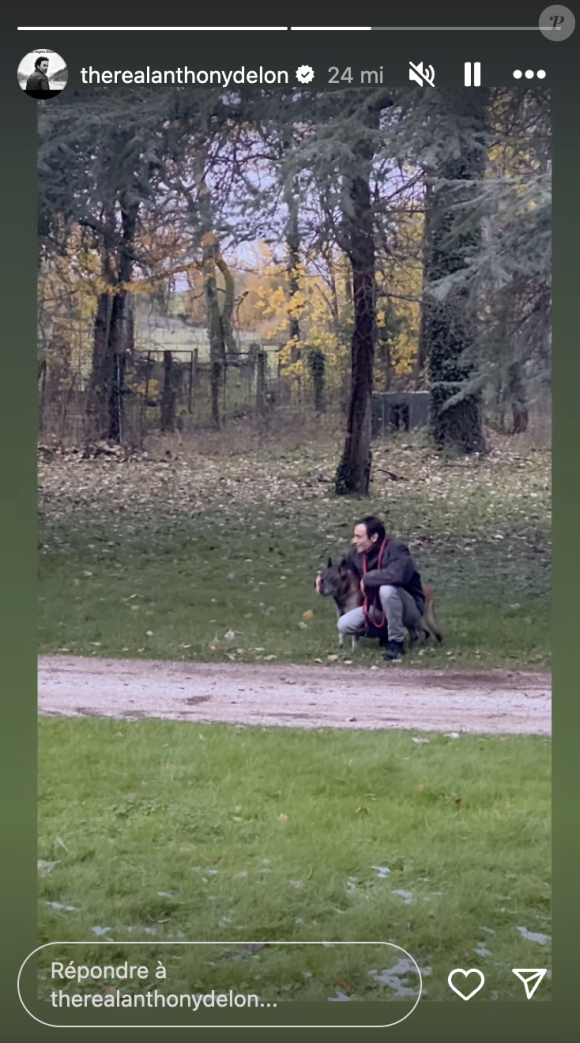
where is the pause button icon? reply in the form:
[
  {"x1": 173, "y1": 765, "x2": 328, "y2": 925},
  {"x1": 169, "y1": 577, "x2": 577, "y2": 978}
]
[{"x1": 464, "y1": 62, "x2": 481, "y2": 86}]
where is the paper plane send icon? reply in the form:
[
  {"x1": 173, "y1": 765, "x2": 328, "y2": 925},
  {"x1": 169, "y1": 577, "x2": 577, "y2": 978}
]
[{"x1": 512, "y1": 968, "x2": 548, "y2": 999}]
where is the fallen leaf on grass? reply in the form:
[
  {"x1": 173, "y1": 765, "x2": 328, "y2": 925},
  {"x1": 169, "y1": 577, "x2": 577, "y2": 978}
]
[
  {"x1": 277, "y1": 814, "x2": 288, "y2": 823},
  {"x1": 302, "y1": 610, "x2": 314, "y2": 620},
  {"x1": 38, "y1": 860, "x2": 60, "y2": 875},
  {"x1": 165, "y1": 763, "x2": 175, "y2": 771},
  {"x1": 516, "y1": 926, "x2": 550, "y2": 944},
  {"x1": 234, "y1": 871, "x2": 248, "y2": 879},
  {"x1": 393, "y1": 890, "x2": 414, "y2": 904},
  {"x1": 412, "y1": 738, "x2": 429, "y2": 745},
  {"x1": 327, "y1": 655, "x2": 339, "y2": 662}
]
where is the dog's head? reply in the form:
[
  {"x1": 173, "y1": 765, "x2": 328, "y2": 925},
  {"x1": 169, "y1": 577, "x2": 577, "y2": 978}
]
[{"x1": 316, "y1": 557, "x2": 353, "y2": 599}]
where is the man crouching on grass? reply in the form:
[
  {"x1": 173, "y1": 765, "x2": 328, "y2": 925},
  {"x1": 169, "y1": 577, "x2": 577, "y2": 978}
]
[{"x1": 339, "y1": 516, "x2": 425, "y2": 661}]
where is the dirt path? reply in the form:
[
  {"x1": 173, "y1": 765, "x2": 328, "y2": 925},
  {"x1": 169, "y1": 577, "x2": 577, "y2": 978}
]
[{"x1": 38, "y1": 656, "x2": 551, "y2": 735}]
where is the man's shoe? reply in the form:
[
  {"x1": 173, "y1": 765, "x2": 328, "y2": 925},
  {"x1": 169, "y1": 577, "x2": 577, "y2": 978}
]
[{"x1": 383, "y1": 640, "x2": 405, "y2": 661}]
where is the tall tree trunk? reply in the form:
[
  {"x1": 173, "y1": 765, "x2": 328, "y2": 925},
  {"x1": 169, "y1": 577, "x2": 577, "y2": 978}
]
[
  {"x1": 285, "y1": 184, "x2": 301, "y2": 360},
  {"x1": 215, "y1": 251, "x2": 238, "y2": 361},
  {"x1": 88, "y1": 199, "x2": 138, "y2": 444},
  {"x1": 89, "y1": 291, "x2": 111, "y2": 439},
  {"x1": 415, "y1": 179, "x2": 435, "y2": 387},
  {"x1": 107, "y1": 292, "x2": 127, "y2": 443},
  {"x1": 335, "y1": 136, "x2": 377, "y2": 495},
  {"x1": 201, "y1": 229, "x2": 223, "y2": 430},
  {"x1": 308, "y1": 348, "x2": 326, "y2": 413},
  {"x1": 507, "y1": 361, "x2": 529, "y2": 433},
  {"x1": 424, "y1": 91, "x2": 488, "y2": 454},
  {"x1": 283, "y1": 134, "x2": 302, "y2": 362},
  {"x1": 198, "y1": 168, "x2": 226, "y2": 430},
  {"x1": 108, "y1": 199, "x2": 138, "y2": 443}
]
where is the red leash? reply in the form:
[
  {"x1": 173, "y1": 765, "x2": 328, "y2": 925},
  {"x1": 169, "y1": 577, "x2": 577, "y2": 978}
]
[{"x1": 362, "y1": 537, "x2": 388, "y2": 628}]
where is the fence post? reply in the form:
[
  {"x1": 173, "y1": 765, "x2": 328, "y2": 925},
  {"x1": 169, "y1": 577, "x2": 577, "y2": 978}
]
[
  {"x1": 256, "y1": 350, "x2": 267, "y2": 415},
  {"x1": 161, "y1": 350, "x2": 176, "y2": 432},
  {"x1": 188, "y1": 351, "x2": 194, "y2": 413}
]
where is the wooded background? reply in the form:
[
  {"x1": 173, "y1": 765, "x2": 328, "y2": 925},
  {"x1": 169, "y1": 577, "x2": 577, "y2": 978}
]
[{"x1": 37, "y1": 84, "x2": 551, "y2": 493}]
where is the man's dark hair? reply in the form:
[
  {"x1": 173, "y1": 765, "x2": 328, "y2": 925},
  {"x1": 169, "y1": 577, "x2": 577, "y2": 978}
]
[
  {"x1": 356, "y1": 516, "x2": 386, "y2": 543},
  {"x1": 35, "y1": 56, "x2": 49, "y2": 68}
]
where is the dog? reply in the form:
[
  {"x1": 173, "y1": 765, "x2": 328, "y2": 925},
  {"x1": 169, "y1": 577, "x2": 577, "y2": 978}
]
[{"x1": 315, "y1": 557, "x2": 443, "y2": 649}]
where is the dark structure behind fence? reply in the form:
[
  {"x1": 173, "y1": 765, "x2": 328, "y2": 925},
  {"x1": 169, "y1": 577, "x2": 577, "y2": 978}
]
[{"x1": 372, "y1": 392, "x2": 430, "y2": 436}]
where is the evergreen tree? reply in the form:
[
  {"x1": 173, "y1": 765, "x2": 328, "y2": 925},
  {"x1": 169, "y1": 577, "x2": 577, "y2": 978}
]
[
  {"x1": 413, "y1": 89, "x2": 489, "y2": 453},
  {"x1": 38, "y1": 87, "x2": 170, "y2": 443}
]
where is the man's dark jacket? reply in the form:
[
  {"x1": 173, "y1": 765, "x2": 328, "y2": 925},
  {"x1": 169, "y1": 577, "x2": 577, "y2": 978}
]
[
  {"x1": 26, "y1": 70, "x2": 50, "y2": 91},
  {"x1": 346, "y1": 537, "x2": 425, "y2": 614}
]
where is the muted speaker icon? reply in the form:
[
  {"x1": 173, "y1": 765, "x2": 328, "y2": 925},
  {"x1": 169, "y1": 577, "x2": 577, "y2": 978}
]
[{"x1": 464, "y1": 62, "x2": 481, "y2": 86}]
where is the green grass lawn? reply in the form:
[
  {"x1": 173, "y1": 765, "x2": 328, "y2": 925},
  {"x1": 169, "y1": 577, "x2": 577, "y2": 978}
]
[
  {"x1": 38, "y1": 434, "x2": 551, "y2": 670},
  {"x1": 37, "y1": 433, "x2": 552, "y2": 1005},
  {"x1": 38, "y1": 717, "x2": 551, "y2": 1003}
]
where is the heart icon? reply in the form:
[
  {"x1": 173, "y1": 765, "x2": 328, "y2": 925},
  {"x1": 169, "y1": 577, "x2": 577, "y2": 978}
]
[{"x1": 448, "y1": 968, "x2": 485, "y2": 1001}]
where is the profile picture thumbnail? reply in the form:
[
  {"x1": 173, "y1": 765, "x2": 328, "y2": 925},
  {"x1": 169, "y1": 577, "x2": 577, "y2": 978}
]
[{"x1": 18, "y1": 49, "x2": 68, "y2": 99}]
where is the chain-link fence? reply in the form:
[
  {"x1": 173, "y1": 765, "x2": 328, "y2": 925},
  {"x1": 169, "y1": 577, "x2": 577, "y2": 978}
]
[
  {"x1": 38, "y1": 329, "x2": 551, "y2": 449},
  {"x1": 38, "y1": 344, "x2": 354, "y2": 447}
]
